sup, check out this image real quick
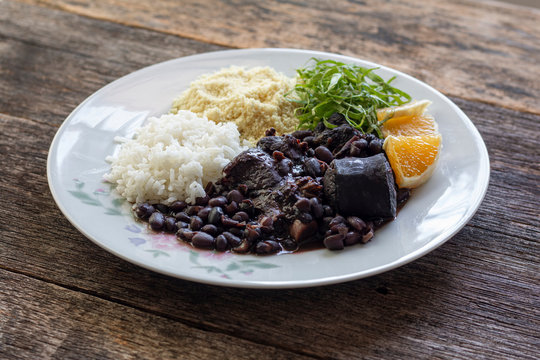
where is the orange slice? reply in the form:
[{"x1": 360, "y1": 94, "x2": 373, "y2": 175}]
[
  {"x1": 377, "y1": 99, "x2": 432, "y2": 122},
  {"x1": 383, "y1": 134, "x2": 442, "y2": 188},
  {"x1": 381, "y1": 114, "x2": 438, "y2": 137}
]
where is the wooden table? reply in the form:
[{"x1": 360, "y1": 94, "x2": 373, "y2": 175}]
[{"x1": 1, "y1": 0, "x2": 538, "y2": 358}]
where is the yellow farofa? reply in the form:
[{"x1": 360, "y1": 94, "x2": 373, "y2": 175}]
[{"x1": 170, "y1": 66, "x2": 298, "y2": 143}]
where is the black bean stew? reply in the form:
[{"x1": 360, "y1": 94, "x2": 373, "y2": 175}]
[{"x1": 133, "y1": 113, "x2": 410, "y2": 255}]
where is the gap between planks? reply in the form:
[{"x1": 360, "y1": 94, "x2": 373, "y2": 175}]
[
  {"x1": 0, "y1": 264, "x2": 323, "y2": 360},
  {"x1": 14, "y1": 0, "x2": 540, "y2": 116}
]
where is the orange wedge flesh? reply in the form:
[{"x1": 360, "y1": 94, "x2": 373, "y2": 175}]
[
  {"x1": 377, "y1": 99, "x2": 432, "y2": 123},
  {"x1": 383, "y1": 134, "x2": 442, "y2": 189},
  {"x1": 381, "y1": 114, "x2": 438, "y2": 138}
]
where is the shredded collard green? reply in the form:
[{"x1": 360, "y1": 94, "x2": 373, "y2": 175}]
[{"x1": 285, "y1": 58, "x2": 411, "y2": 137}]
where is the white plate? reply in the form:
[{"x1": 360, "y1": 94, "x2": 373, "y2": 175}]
[{"x1": 47, "y1": 48, "x2": 489, "y2": 288}]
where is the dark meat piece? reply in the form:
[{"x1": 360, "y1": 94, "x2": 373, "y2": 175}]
[
  {"x1": 327, "y1": 113, "x2": 347, "y2": 126},
  {"x1": 314, "y1": 124, "x2": 359, "y2": 152},
  {"x1": 323, "y1": 153, "x2": 397, "y2": 219},
  {"x1": 257, "y1": 134, "x2": 303, "y2": 161},
  {"x1": 222, "y1": 148, "x2": 282, "y2": 190},
  {"x1": 250, "y1": 177, "x2": 300, "y2": 221}
]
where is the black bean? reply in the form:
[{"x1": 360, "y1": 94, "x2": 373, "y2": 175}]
[
  {"x1": 323, "y1": 205, "x2": 334, "y2": 217},
  {"x1": 175, "y1": 211, "x2": 190, "y2": 222},
  {"x1": 186, "y1": 205, "x2": 202, "y2": 216},
  {"x1": 291, "y1": 130, "x2": 313, "y2": 139},
  {"x1": 298, "y1": 212, "x2": 313, "y2": 223},
  {"x1": 155, "y1": 204, "x2": 169, "y2": 214},
  {"x1": 310, "y1": 198, "x2": 324, "y2": 219},
  {"x1": 329, "y1": 215, "x2": 346, "y2": 228},
  {"x1": 306, "y1": 148, "x2": 315, "y2": 157},
  {"x1": 256, "y1": 240, "x2": 281, "y2": 255},
  {"x1": 303, "y1": 136, "x2": 316, "y2": 147},
  {"x1": 344, "y1": 232, "x2": 361, "y2": 246},
  {"x1": 294, "y1": 198, "x2": 311, "y2": 213},
  {"x1": 350, "y1": 144, "x2": 362, "y2": 157},
  {"x1": 280, "y1": 238, "x2": 298, "y2": 251},
  {"x1": 314, "y1": 146, "x2": 334, "y2": 164},
  {"x1": 265, "y1": 127, "x2": 276, "y2": 136},
  {"x1": 164, "y1": 216, "x2": 178, "y2": 233},
  {"x1": 215, "y1": 235, "x2": 228, "y2": 251},
  {"x1": 228, "y1": 227, "x2": 243, "y2": 237},
  {"x1": 265, "y1": 240, "x2": 281, "y2": 251},
  {"x1": 368, "y1": 138, "x2": 383, "y2": 154},
  {"x1": 225, "y1": 201, "x2": 238, "y2": 215},
  {"x1": 245, "y1": 227, "x2": 261, "y2": 242},
  {"x1": 207, "y1": 207, "x2": 224, "y2": 225},
  {"x1": 204, "y1": 182, "x2": 216, "y2": 196},
  {"x1": 353, "y1": 138, "x2": 369, "y2": 150},
  {"x1": 195, "y1": 195, "x2": 210, "y2": 206},
  {"x1": 227, "y1": 190, "x2": 244, "y2": 204},
  {"x1": 192, "y1": 232, "x2": 215, "y2": 249},
  {"x1": 190, "y1": 216, "x2": 203, "y2": 231},
  {"x1": 222, "y1": 232, "x2": 242, "y2": 247},
  {"x1": 304, "y1": 157, "x2": 322, "y2": 177},
  {"x1": 208, "y1": 196, "x2": 227, "y2": 207},
  {"x1": 201, "y1": 224, "x2": 218, "y2": 236},
  {"x1": 330, "y1": 223, "x2": 349, "y2": 236},
  {"x1": 176, "y1": 221, "x2": 188, "y2": 229},
  {"x1": 169, "y1": 200, "x2": 187, "y2": 213},
  {"x1": 197, "y1": 207, "x2": 211, "y2": 221},
  {"x1": 260, "y1": 216, "x2": 274, "y2": 228},
  {"x1": 135, "y1": 203, "x2": 155, "y2": 219},
  {"x1": 221, "y1": 216, "x2": 240, "y2": 228},
  {"x1": 366, "y1": 133, "x2": 376, "y2": 142},
  {"x1": 347, "y1": 216, "x2": 367, "y2": 233},
  {"x1": 149, "y1": 212, "x2": 165, "y2": 230},
  {"x1": 324, "y1": 234, "x2": 345, "y2": 250},
  {"x1": 177, "y1": 228, "x2": 195, "y2": 242},
  {"x1": 255, "y1": 242, "x2": 272, "y2": 254},
  {"x1": 362, "y1": 229, "x2": 374, "y2": 243},
  {"x1": 232, "y1": 211, "x2": 250, "y2": 222}
]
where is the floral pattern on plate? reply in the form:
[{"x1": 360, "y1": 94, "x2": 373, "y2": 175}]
[{"x1": 69, "y1": 179, "x2": 280, "y2": 280}]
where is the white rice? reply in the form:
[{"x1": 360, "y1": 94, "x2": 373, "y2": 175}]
[{"x1": 104, "y1": 110, "x2": 248, "y2": 204}]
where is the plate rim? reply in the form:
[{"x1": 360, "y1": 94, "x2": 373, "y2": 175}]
[{"x1": 47, "y1": 48, "x2": 490, "y2": 288}]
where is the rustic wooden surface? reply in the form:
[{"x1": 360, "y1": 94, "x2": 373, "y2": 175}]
[{"x1": 1, "y1": 0, "x2": 539, "y2": 359}]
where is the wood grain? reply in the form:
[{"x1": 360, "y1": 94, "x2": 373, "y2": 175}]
[
  {"x1": 1, "y1": 1, "x2": 539, "y2": 359},
  {"x1": 0, "y1": 0, "x2": 226, "y2": 124},
  {"x1": 0, "y1": 269, "x2": 313, "y2": 359},
  {"x1": 0, "y1": 105, "x2": 538, "y2": 359},
  {"x1": 18, "y1": 0, "x2": 540, "y2": 115}
]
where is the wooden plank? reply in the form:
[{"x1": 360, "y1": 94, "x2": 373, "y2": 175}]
[
  {"x1": 15, "y1": 0, "x2": 540, "y2": 115},
  {"x1": 0, "y1": 269, "x2": 313, "y2": 359},
  {"x1": 0, "y1": 0, "x2": 226, "y2": 124},
  {"x1": 0, "y1": 108, "x2": 538, "y2": 359},
  {"x1": 1, "y1": 1, "x2": 538, "y2": 358}
]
